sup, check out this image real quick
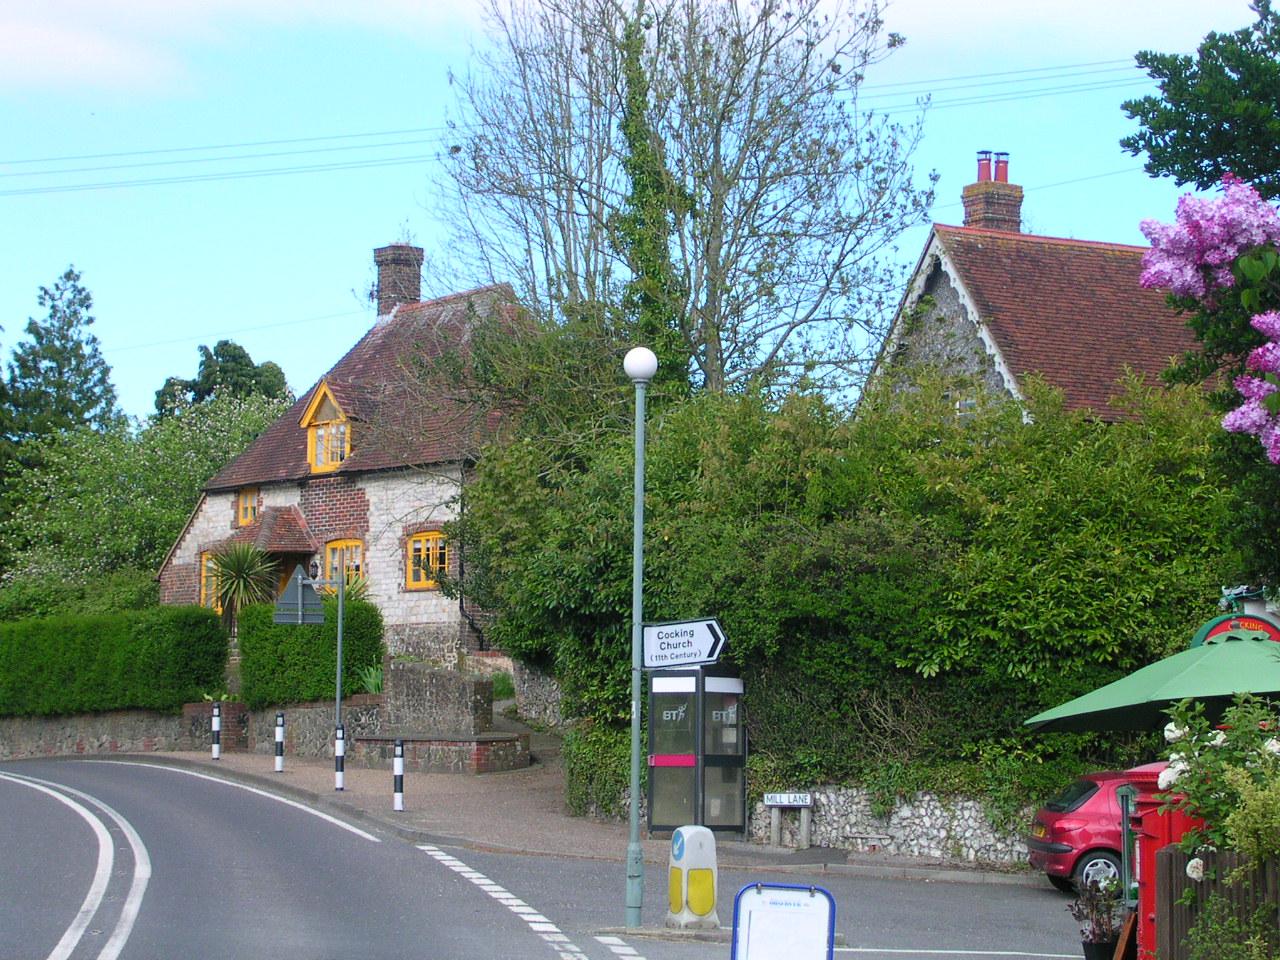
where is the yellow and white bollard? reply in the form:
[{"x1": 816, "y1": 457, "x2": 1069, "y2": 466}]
[{"x1": 666, "y1": 825, "x2": 719, "y2": 929}]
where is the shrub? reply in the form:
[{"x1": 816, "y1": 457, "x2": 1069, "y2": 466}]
[
  {"x1": 0, "y1": 606, "x2": 226, "y2": 715},
  {"x1": 237, "y1": 597, "x2": 384, "y2": 709},
  {"x1": 563, "y1": 720, "x2": 634, "y2": 819}
]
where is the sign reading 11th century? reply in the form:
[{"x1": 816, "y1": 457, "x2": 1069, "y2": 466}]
[{"x1": 642, "y1": 618, "x2": 726, "y2": 669}]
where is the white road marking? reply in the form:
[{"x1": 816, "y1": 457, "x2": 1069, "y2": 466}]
[
  {"x1": 0, "y1": 773, "x2": 114, "y2": 960},
  {"x1": 416, "y1": 843, "x2": 607, "y2": 960},
  {"x1": 595, "y1": 935, "x2": 647, "y2": 959},
  {"x1": 93, "y1": 760, "x2": 381, "y2": 842},
  {"x1": 1, "y1": 771, "x2": 153, "y2": 960}
]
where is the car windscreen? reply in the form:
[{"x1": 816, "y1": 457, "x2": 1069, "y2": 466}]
[{"x1": 1044, "y1": 778, "x2": 1099, "y2": 813}]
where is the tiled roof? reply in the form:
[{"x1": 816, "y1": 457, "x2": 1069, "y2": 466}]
[
  {"x1": 934, "y1": 225, "x2": 1198, "y2": 416},
  {"x1": 226, "y1": 506, "x2": 317, "y2": 553},
  {"x1": 206, "y1": 284, "x2": 515, "y2": 491}
]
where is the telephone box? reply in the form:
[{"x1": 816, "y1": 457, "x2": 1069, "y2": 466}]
[{"x1": 648, "y1": 666, "x2": 746, "y2": 833}]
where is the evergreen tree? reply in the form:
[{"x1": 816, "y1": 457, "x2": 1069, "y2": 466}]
[
  {"x1": 5, "y1": 267, "x2": 119, "y2": 457},
  {"x1": 1122, "y1": 2, "x2": 1280, "y2": 197},
  {"x1": 155, "y1": 339, "x2": 290, "y2": 415}
]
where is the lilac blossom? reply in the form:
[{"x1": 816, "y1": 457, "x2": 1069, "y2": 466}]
[{"x1": 1141, "y1": 176, "x2": 1280, "y2": 298}]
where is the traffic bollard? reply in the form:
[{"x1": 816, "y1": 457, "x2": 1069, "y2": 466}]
[
  {"x1": 393, "y1": 739, "x2": 404, "y2": 812},
  {"x1": 334, "y1": 723, "x2": 345, "y2": 791},
  {"x1": 211, "y1": 703, "x2": 221, "y2": 760},
  {"x1": 274, "y1": 711, "x2": 285, "y2": 773}
]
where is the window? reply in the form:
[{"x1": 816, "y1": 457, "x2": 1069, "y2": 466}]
[
  {"x1": 200, "y1": 552, "x2": 222, "y2": 613},
  {"x1": 325, "y1": 539, "x2": 363, "y2": 585},
  {"x1": 237, "y1": 488, "x2": 258, "y2": 526},
  {"x1": 406, "y1": 532, "x2": 449, "y2": 589},
  {"x1": 301, "y1": 382, "x2": 351, "y2": 473}
]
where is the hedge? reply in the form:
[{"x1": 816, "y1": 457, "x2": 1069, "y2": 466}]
[
  {"x1": 0, "y1": 606, "x2": 227, "y2": 716},
  {"x1": 237, "y1": 597, "x2": 384, "y2": 709}
]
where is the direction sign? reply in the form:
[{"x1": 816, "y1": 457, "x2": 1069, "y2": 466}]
[{"x1": 643, "y1": 618, "x2": 726, "y2": 669}]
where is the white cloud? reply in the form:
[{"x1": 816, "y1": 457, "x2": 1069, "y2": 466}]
[{"x1": 0, "y1": 0, "x2": 486, "y2": 93}]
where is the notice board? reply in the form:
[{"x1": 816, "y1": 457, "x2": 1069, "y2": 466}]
[{"x1": 730, "y1": 882, "x2": 835, "y2": 960}]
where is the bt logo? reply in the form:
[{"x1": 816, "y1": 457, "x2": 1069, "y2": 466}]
[{"x1": 662, "y1": 703, "x2": 688, "y2": 722}]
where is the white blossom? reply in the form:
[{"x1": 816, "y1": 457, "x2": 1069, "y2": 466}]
[
  {"x1": 1186, "y1": 857, "x2": 1205, "y2": 882},
  {"x1": 1210, "y1": 731, "x2": 1228, "y2": 747},
  {"x1": 1265, "y1": 738, "x2": 1280, "y2": 755},
  {"x1": 1158, "y1": 760, "x2": 1187, "y2": 791},
  {"x1": 1164, "y1": 721, "x2": 1188, "y2": 743}
]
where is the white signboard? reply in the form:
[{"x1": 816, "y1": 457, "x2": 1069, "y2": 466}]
[
  {"x1": 731, "y1": 883, "x2": 835, "y2": 960},
  {"x1": 643, "y1": 618, "x2": 726, "y2": 668},
  {"x1": 763, "y1": 792, "x2": 813, "y2": 808}
]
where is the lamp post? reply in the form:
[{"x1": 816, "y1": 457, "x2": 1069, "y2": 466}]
[{"x1": 623, "y1": 346, "x2": 657, "y2": 929}]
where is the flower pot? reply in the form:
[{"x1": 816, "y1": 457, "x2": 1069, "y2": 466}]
[{"x1": 1081, "y1": 939, "x2": 1118, "y2": 960}]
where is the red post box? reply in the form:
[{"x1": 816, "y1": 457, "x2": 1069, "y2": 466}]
[{"x1": 1124, "y1": 763, "x2": 1203, "y2": 960}]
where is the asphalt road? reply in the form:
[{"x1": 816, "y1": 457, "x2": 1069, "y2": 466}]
[{"x1": 0, "y1": 759, "x2": 1083, "y2": 960}]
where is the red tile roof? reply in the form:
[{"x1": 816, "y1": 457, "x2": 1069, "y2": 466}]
[
  {"x1": 206, "y1": 284, "x2": 515, "y2": 491},
  {"x1": 934, "y1": 225, "x2": 1198, "y2": 417},
  {"x1": 227, "y1": 506, "x2": 317, "y2": 553}
]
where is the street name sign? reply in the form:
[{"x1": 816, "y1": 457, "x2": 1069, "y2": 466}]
[{"x1": 643, "y1": 618, "x2": 726, "y2": 669}]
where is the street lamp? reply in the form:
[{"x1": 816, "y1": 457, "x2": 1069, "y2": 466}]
[{"x1": 623, "y1": 346, "x2": 657, "y2": 928}]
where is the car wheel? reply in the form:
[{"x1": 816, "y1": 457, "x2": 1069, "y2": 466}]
[
  {"x1": 1048, "y1": 874, "x2": 1075, "y2": 894},
  {"x1": 1074, "y1": 850, "x2": 1121, "y2": 891}
]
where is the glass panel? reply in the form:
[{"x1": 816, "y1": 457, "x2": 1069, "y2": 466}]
[
  {"x1": 651, "y1": 767, "x2": 696, "y2": 827},
  {"x1": 702, "y1": 765, "x2": 744, "y2": 827},
  {"x1": 704, "y1": 693, "x2": 741, "y2": 755},
  {"x1": 651, "y1": 693, "x2": 696, "y2": 755}
]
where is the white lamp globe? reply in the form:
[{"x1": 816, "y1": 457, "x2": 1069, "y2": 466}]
[{"x1": 623, "y1": 346, "x2": 659, "y2": 383}]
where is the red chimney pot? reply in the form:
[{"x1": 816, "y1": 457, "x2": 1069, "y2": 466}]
[
  {"x1": 976, "y1": 150, "x2": 993, "y2": 183},
  {"x1": 994, "y1": 152, "x2": 1009, "y2": 183}
]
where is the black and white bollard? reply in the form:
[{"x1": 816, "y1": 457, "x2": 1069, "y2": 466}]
[
  {"x1": 274, "y1": 711, "x2": 285, "y2": 773},
  {"x1": 211, "y1": 703, "x2": 221, "y2": 760},
  {"x1": 393, "y1": 739, "x2": 405, "y2": 812},
  {"x1": 334, "y1": 723, "x2": 346, "y2": 791}
]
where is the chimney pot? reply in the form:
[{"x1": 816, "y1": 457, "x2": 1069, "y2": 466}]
[
  {"x1": 994, "y1": 152, "x2": 1009, "y2": 183},
  {"x1": 373, "y1": 243, "x2": 424, "y2": 316},
  {"x1": 976, "y1": 150, "x2": 993, "y2": 183}
]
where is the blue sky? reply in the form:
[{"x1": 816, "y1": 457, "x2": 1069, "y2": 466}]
[{"x1": 0, "y1": 0, "x2": 1256, "y2": 419}]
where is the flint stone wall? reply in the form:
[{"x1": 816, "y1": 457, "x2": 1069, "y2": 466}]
[
  {"x1": 0, "y1": 710, "x2": 187, "y2": 760},
  {"x1": 749, "y1": 786, "x2": 1030, "y2": 864},
  {"x1": 513, "y1": 661, "x2": 568, "y2": 729},
  {"x1": 383, "y1": 661, "x2": 491, "y2": 736}
]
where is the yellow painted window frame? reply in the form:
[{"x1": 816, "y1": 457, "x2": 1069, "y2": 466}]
[
  {"x1": 406, "y1": 532, "x2": 449, "y2": 589},
  {"x1": 237, "y1": 488, "x2": 259, "y2": 526},
  {"x1": 199, "y1": 552, "x2": 222, "y2": 614},
  {"x1": 325, "y1": 539, "x2": 363, "y2": 585},
  {"x1": 300, "y1": 381, "x2": 351, "y2": 474}
]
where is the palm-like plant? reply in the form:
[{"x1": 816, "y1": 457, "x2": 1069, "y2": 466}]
[{"x1": 211, "y1": 542, "x2": 278, "y2": 631}]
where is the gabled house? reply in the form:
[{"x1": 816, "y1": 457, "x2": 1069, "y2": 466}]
[
  {"x1": 874, "y1": 151, "x2": 1198, "y2": 418},
  {"x1": 159, "y1": 244, "x2": 511, "y2": 663}
]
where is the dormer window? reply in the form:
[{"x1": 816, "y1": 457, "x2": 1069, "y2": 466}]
[
  {"x1": 237, "y1": 488, "x2": 258, "y2": 526},
  {"x1": 301, "y1": 382, "x2": 351, "y2": 474}
]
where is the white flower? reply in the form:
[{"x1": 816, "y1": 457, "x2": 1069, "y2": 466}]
[
  {"x1": 1265, "y1": 739, "x2": 1280, "y2": 755},
  {"x1": 1158, "y1": 760, "x2": 1187, "y2": 791},
  {"x1": 1165, "y1": 721, "x2": 1188, "y2": 743},
  {"x1": 1186, "y1": 857, "x2": 1205, "y2": 882},
  {"x1": 1210, "y1": 731, "x2": 1228, "y2": 747}
]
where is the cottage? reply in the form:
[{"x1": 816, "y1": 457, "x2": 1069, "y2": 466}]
[
  {"x1": 875, "y1": 151, "x2": 1198, "y2": 418},
  {"x1": 158, "y1": 244, "x2": 510, "y2": 665}
]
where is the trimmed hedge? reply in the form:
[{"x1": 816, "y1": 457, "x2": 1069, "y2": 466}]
[
  {"x1": 237, "y1": 597, "x2": 384, "y2": 709},
  {"x1": 0, "y1": 606, "x2": 227, "y2": 716}
]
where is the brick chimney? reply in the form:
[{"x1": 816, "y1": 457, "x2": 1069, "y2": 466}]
[
  {"x1": 373, "y1": 243, "x2": 424, "y2": 315},
  {"x1": 962, "y1": 151, "x2": 1023, "y2": 232}
]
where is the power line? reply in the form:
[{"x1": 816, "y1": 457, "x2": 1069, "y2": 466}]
[{"x1": 104, "y1": 309, "x2": 369, "y2": 355}]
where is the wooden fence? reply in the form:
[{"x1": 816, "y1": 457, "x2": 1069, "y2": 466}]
[{"x1": 1155, "y1": 847, "x2": 1279, "y2": 959}]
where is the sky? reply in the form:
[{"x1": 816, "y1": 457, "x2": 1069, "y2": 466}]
[{"x1": 0, "y1": 0, "x2": 1261, "y2": 419}]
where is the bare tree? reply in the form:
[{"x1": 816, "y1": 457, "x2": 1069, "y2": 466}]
[{"x1": 433, "y1": 0, "x2": 934, "y2": 394}]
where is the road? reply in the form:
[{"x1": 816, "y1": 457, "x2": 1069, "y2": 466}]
[{"x1": 0, "y1": 759, "x2": 1082, "y2": 960}]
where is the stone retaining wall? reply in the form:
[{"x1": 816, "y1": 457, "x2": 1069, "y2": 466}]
[
  {"x1": 748, "y1": 785, "x2": 1029, "y2": 864},
  {"x1": 513, "y1": 661, "x2": 568, "y2": 729},
  {"x1": 0, "y1": 710, "x2": 187, "y2": 760}
]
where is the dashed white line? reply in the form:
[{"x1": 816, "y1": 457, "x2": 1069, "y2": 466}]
[
  {"x1": 417, "y1": 843, "x2": 628, "y2": 960},
  {"x1": 595, "y1": 935, "x2": 646, "y2": 959}
]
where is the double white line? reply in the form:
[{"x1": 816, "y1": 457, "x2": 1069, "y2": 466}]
[{"x1": 0, "y1": 771, "x2": 151, "y2": 960}]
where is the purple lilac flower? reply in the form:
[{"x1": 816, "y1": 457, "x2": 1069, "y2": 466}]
[
  {"x1": 1223, "y1": 400, "x2": 1273, "y2": 435},
  {"x1": 1235, "y1": 374, "x2": 1279, "y2": 400},
  {"x1": 1141, "y1": 176, "x2": 1280, "y2": 297},
  {"x1": 1253, "y1": 311, "x2": 1280, "y2": 340}
]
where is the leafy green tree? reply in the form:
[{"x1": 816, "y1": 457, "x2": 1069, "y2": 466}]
[
  {"x1": 5, "y1": 266, "x2": 120, "y2": 456},
  {"x1": 1122, "y1": 2, "x2": 1280, "y2": 197},
  {"x1": 0, "y1": 393, "x2": 291, "y2": 619},
  {"x1": 155, "y1": 339, "x2": 289, "y2": 415}
]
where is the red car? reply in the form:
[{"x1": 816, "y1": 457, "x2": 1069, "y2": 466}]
[{"x1": 1027, "y1": 762, "x2": 1165, "y2": 892}]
